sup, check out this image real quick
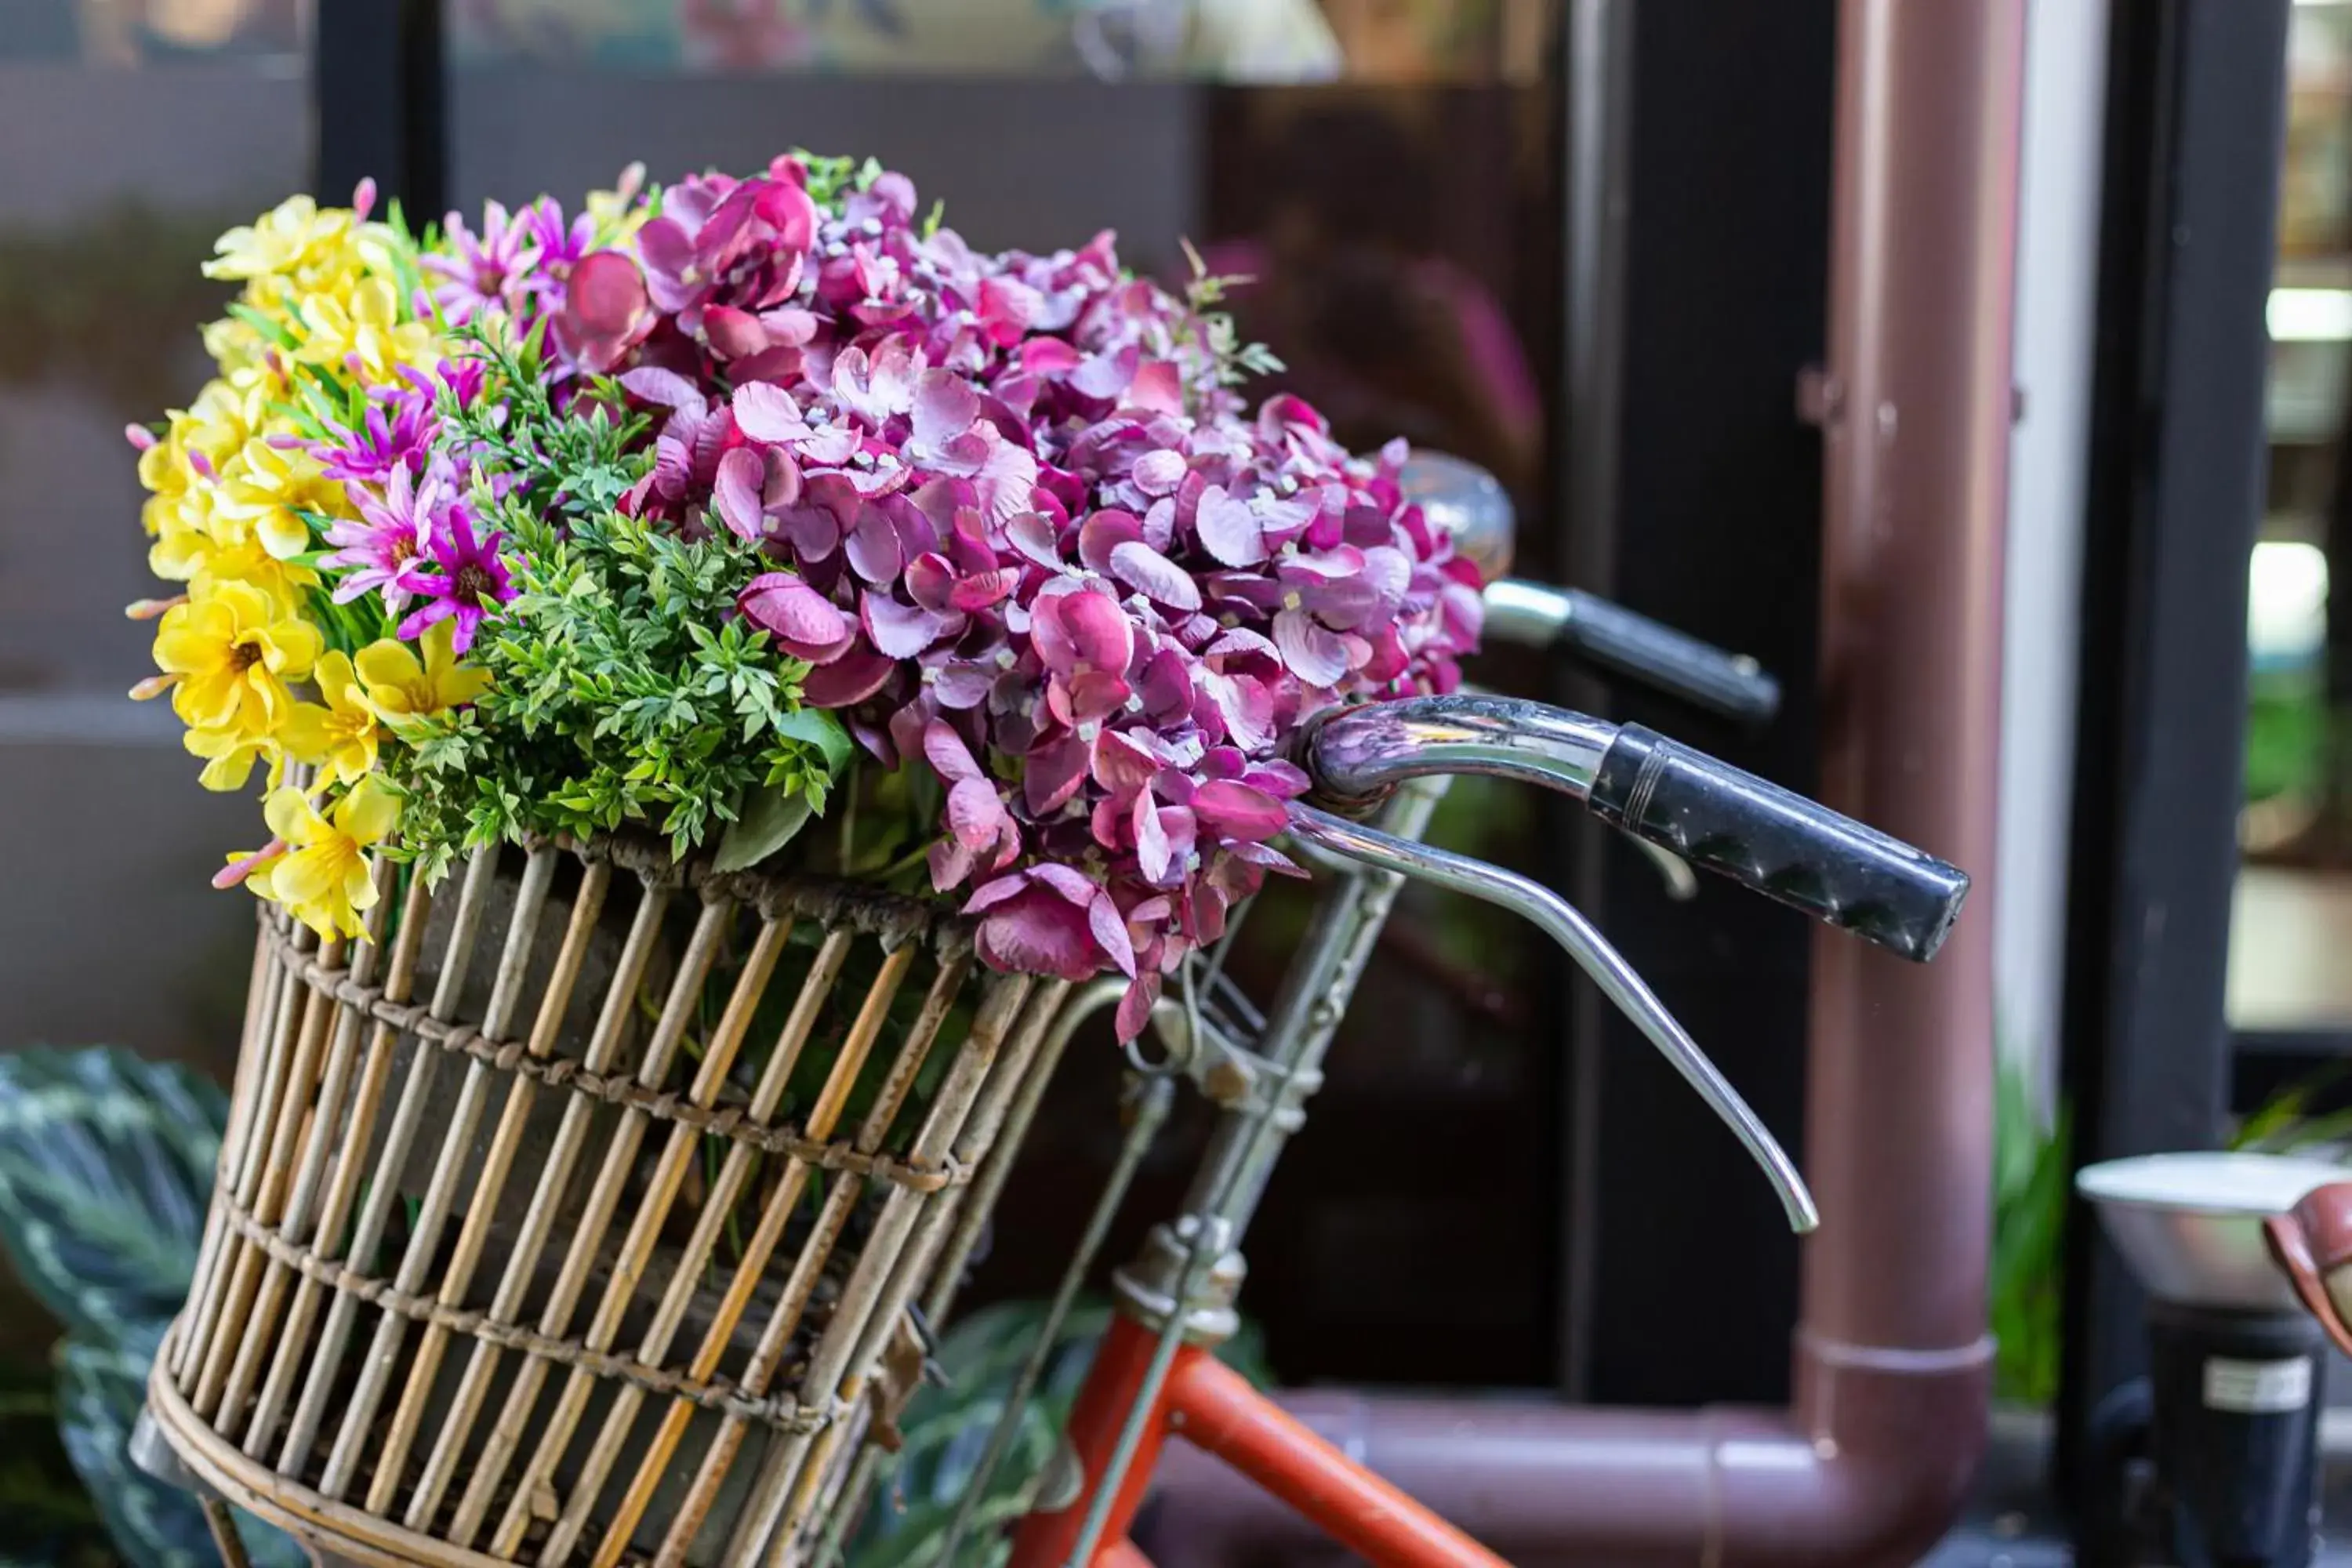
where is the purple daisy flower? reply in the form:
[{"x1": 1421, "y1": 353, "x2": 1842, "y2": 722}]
[
  {"x1": 309, "y1": 389, "x2": 436, "y2": 486},
  {"x1": 321, "y1": 464, "x2": 448, "y2": 612},
  {"x1": 425, "y1": 200, "x2": 542, "y2": 325},
  {"x1": 397, "y1": 503, "x2": 514, "y2": 653}
]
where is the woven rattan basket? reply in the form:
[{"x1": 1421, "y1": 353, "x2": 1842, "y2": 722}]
[{"x1": 140, "y1": 835, "x2": 1069, "y2": 1567}]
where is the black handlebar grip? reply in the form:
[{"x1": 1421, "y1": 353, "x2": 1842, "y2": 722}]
[
  {"x1": 1554, "y1": 590, "x2": 1782, "y2": 725},
  {"x1": 1587, "y1": 724, "x2": 1969, "y2": 961}
]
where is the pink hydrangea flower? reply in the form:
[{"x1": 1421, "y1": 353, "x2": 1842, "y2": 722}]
[{"x1": 481, "y1": 154, "x2": 1484, "y2": 1036}]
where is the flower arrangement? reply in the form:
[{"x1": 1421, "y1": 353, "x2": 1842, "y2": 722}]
[{"x1": 129, "y1": 153, "x2": 1483, "y2": 1038}]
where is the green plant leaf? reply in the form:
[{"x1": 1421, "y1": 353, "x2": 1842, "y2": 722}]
[
  {"x1": 775, "y1": 707, "x2": 854, "y2": 775},
  {"x1": 714, "y1": 788, "x2": 815, "y2": 873},
  {"x1": 56, "y1": 1327, "x2": 302, "y2": 1568},
  {"x1": 0, "y1": 1049, "x2": 222, "y2": 1345},
  {"x1": 0, "y1": 1355, "x2": 106, "y2": 1563}
]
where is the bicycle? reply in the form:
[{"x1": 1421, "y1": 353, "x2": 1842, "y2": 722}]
[{"x1": 801, "y1": 456, "x2": 1973, "y2": 1568}]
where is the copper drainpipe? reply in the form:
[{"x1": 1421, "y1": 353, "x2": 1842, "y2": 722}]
[{"x1": 1140, "y1": 0, "x2": 2021, "y2": 1563}]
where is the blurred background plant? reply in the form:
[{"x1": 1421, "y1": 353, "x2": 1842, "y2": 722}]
[
  {"x1": 1990, "y1": 1054, "x2": 2068, "y2": 1407},
  {"x1": 2231, "y1": 1059, "x2": 2352, "y2": 1155},
  {"x1": 842, "y1": 1296, "x2": 1271, "y2": 1568},
  {"x1": 0, "y1": 1047, "x2": 298, "y2": 1567}
]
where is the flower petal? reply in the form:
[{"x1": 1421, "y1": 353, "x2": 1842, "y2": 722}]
[
  {"x1": 1109, "y1": 540, "x2": 1202, "y2": 612},
  {"x1": 845, "y1": 505, "x2": 905, "y2": 583},
  {"x1": 947, "y1": 776, "x2": 1006, "y2": 849},
  {"x1": 621, "y1": 366, "x2": 703, "y2": 410},
  {"x1": 1087, "y1": 889, "x2": 1138, "y2": 978},
  {"x1": 1273, "y1": 607, "x2": 1351, "y2": 688},
  {"x1": 1024, "y1": 734, "x2": 1089, "y2": 815},
  {"x1": 703, "y1": 304, "x2": 769, "y2": 358},
  {"x1": 1131, "y1": 448, "x2": 1186, "y2": 496},
  {"x1": 1196, "y1": 485, "x2": 1268, "y2": 567},
  {"x1": 713, "y1": 447, "x2": 765, "y2": 541},
  {"x1": 734, "y1": 381, "x2": 812, "y2": 444},
  {"x1": 739, "y1": 572, "x2": 851, "y2": 659},
  {"x1": 864, "y1": 593, "x2": 956, "y2": 659},
  {"x1": 800, "y1": 641, "x2": 897, "y2": 706},
  {"x1": 912, "y1": 368, "x2": 979, "y2": 452}
]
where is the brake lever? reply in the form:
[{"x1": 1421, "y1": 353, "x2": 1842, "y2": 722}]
[{"x1": 1286, "y1": 803, "x2": 1818, "y2": 1232}]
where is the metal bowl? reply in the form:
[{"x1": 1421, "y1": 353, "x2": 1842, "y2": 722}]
[{"x1": 2078, "y1": 1152, "x2": 2349, "y2": 1312}]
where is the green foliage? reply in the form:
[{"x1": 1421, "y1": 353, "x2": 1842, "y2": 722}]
[
  {"x1": 0, "y1": 1048, "x2": 302, "y2": 1568},
  {"x1": 0, "y1": 1050, "x2": 220, "y2": 1345},
  {"x1": 1989, "y1": 1057, "x2": 2068, "y2": 1407},
  {"x1": 55, "y1": 1327, "x2": 299, "y2": 1568},
  {"x1": 387, "y1": 329, "x2": 855, "y2": 876},
  {"x1": 1177, "y1": 238, "x2": 1287, "y2": 389},
  {"x1": 844, "y1": 1298, "x2": 1272, "y2": 1568},
  {"x1": 2231, "y1": 1061, "x2": 2352, "y2": 1154},
  {"x1": 2245, "y1": 668, "x2": 2328, "y2": 805},
  {"x1": 0, "y1": 1358, "x2": 107, "y2": 1566}
]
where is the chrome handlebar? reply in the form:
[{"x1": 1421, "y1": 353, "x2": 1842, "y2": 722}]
[
  {"x1": 1404, "y1": 452, "x2": 1780, "y2": 724},
  {"x1": 1290, "y1": 695, "x2": 1971, "y2": 1229},
  {"x1": 1286, "y1": 804, "x2": 1821, "y2": 1232}
]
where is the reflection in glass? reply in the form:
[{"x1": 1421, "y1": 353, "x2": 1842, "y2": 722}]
[
  {"x1": 2238, "y1": 0, "x2": 2352, "y2": 1044},
  {"x1": 0, "y1": 0, "x2": 307, "y2": 66},
  {"x1": 446, "y1": 0, "x2": 1555, "y2": 84}
]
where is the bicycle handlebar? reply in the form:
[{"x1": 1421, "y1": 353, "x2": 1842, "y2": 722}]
[
  {"x1": 1402, "y1": 452, "x2": 1781, "y2": 724},
  {"x1": 1587, "y1": 724, "x2": 1967, "y2": 961},
  {"x1": 1483, "y1": 581, "x2": 1783, "y2": 726},
  {"x1": 1302, "y1": 695, "x2": 1969, "y2": 963}
]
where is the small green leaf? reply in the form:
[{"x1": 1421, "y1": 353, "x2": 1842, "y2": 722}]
[
  {"x1": 714, "y1": 788, "x2": 815, "y2": 873},
  {"x1": 774, "y1": 707, "x2": 853, "y2": 774}
]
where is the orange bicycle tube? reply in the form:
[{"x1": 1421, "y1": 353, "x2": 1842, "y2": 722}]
[{"x1": 1011, "y1": 1312, "x2": 1507, "y2": 1568}]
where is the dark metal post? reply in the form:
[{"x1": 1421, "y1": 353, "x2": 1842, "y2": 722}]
[
  {"x1": 312, "y1": 0, "x2": 446, "y2": 221},
  {"x1": 2055, "y1": 0, "x2": 2293, "y2": 1526}
]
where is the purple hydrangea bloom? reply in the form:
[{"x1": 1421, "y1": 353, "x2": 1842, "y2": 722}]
[{"x1": 464, "y1": 154, "x2": 1485, "y2": 1036}]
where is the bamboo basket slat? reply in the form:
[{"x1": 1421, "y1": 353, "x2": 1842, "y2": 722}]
[{"x1": 145, "y1": 837, "x2": 1074, "y2": 1566}]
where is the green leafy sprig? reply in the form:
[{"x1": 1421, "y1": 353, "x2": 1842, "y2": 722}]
[{"x1": 386, "y1": 329, "x2": 858, "y2": 877}]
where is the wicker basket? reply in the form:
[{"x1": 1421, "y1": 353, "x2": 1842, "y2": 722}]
[{"x1": 141, "y1": 837, "x2": 1069, "y2": 1566}]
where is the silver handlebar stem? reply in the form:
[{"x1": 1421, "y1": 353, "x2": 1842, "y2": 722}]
[
  {"x1": 1286, "y1": 804, "x2": 1820, "y2": 1233},
  {"x1": 1306, "y1": 694, "x2": 1617, "y2": 804},
  {"x1": 1479, "y1": 579, "x2": 1577, "y2": 649}
]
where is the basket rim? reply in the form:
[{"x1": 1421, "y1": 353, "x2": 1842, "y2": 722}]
[
  {"x1": 553, "y1": 828, "x2": 970, "y2": 956},
  {"x1": 147, "y1": 1330, "x2": 539, "y2": 1568}
]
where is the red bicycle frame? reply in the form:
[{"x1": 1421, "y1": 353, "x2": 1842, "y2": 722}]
[{"x1": 1007, "y1": 1313, "x2": 1508, "y2": 1568}]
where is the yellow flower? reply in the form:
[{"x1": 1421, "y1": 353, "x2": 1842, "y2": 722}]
[
  {"x1": 248, "y1": 777, "x2": 399, "y2": 941},
  {"x1": 205, "y1": 195, "x2": 361, "y2": 287},
  {"x1": 191, "y1": 536, "x2": 319, "y2": 614},
  {"x1": 588, "y1": 162, "x2": 650, "y2": 241},
  {"x1": 145, "y1": 492, "x2": 214, "y2": 583},
  {"x1": 201, "y1": 314, "x2": 270, "y2": 376},
  {"x1": 184, "y1": 724, "x2": 282, "y2": 793},
  {"x1": 356, "y1": 621, "x2": 489, "y2": 722},
  {"x1": 210, "y1": 437, "x2": 342, "y2": 561},
  {"x1": 141, "y1": 579, "x2": 321, "y2": 739},
  {"x1": 291, "y1": 276, "x2": 437, "y2": 383},
  {"x1": 282, "y1": 652, "x2": 379, "y2": 786}
]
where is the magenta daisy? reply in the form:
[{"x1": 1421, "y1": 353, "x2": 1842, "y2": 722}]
[
  {"x1": 424, "y1": 200, "x2": 541, "y2": 325},
  {"x1": 321, "y1": 464, "x2": 448, "y2": 612},
  {"x1": 396, "y1": 504, "x2": 514, "y2": 653}
]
